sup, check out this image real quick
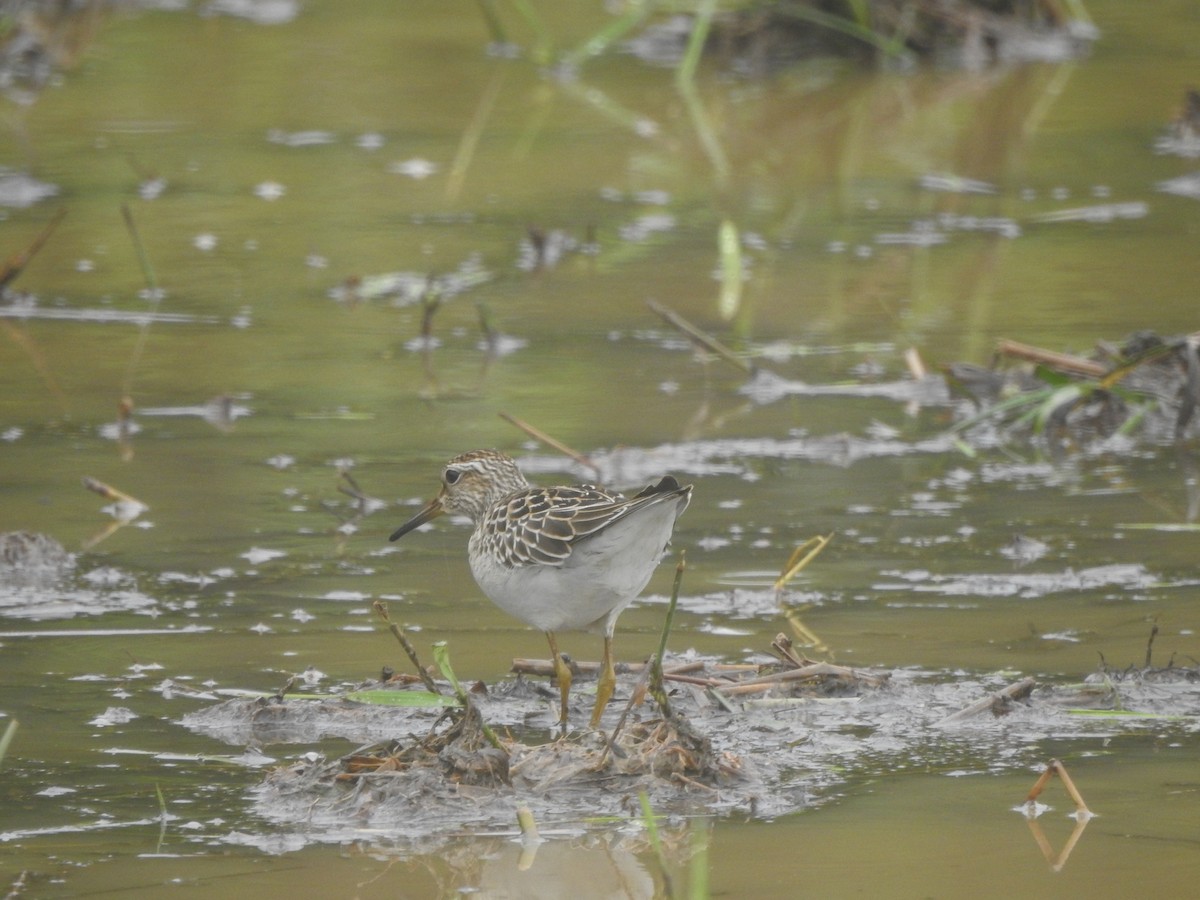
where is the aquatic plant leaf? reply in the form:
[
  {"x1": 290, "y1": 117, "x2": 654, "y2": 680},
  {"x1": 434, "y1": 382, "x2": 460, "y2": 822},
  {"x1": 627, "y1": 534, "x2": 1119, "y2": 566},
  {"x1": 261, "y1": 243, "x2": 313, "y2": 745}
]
[
  {"x1": 1032, "y1": 365, "x2": 1074, "y2": 387},
  {"x1": 1033, "y1": 383, "x2": 1088, "y2": 433}
]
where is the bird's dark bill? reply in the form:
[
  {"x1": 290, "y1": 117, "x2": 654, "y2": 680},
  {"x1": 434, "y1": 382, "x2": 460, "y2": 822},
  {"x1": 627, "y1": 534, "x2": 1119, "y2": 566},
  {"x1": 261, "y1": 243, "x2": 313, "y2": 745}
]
[{"x1": 388, "y1": 498, "x2": 444, "y2": 541}]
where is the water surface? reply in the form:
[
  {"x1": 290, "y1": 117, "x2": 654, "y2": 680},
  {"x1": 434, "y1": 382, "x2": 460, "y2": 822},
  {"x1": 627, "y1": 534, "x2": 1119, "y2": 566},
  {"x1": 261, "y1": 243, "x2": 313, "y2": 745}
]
[{"x1": 2, "y1": 2, "x2": 1199, "y2": 896}]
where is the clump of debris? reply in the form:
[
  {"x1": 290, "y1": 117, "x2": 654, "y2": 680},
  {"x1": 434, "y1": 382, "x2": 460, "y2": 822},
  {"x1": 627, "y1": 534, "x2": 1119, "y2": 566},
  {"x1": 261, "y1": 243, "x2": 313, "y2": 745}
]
[
  {"x1": 179, "y1": 628, "x2": 1199, "y2": 848},
  {"x1": 945, "y1": 331, "x2": 1200, "y2": 443}
]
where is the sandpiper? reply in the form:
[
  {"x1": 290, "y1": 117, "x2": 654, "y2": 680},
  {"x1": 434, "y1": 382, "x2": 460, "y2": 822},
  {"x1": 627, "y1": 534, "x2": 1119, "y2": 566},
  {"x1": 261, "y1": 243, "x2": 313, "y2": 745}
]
[{"x1": 389, "y1": 449, "x2": 691, "y2": 728}]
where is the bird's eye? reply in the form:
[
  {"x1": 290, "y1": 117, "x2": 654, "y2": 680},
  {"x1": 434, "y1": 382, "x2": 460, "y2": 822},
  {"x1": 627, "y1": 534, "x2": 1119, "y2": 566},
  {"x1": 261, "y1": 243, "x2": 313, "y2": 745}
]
[{"x1": 444, "y1": 468, "x2": 462, "y2": 485}]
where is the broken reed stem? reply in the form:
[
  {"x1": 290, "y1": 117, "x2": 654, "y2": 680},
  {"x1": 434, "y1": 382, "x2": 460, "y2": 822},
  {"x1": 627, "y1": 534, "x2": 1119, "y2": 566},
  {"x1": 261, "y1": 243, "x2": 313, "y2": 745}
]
[
  {"x1": 994, "y1": 339, "x2": 1107, "y2": 379},
  {"x1": 903, "y1": 346, "x2": 927, "y2": 380},
  {"x1": 476, "y1": 300, "x2": 498, "y2": 351},
  {"x1": 337, "y1": 469, "x2": 367, "y2": 502},
  {"x1": 649, "y1": 553, "x2": 686, "y2": 718},
  {"x1": 154, "y1": 783, "x2": 168, "y2": 822},
  {"x1": 602, "y1": 653, "x2": 655, "y2": 762},
  {"x1": 510, "y1": 658, "x2": 706, "y2": 679},
  {"x1": 770, "y1": 633, "x2": 815, "y2": 669},
  {"x1": 1025, "y1": 759, "x2": 1092, "y2": 817},
  {"x1": 515, "y1": 804, "x2": 541, "y2": 870},
  {"x1": 497, "y1": 412, "x2": 598, "y2": 476},
  {"x1": 0, "y1": 207, "x2": 66, "y2": 291},
  {"x1": 445, "y1": 65, "x2": 505, "y2": 202},
  {"x1": 472, "y1": 0, "x2": 508, "y2": 45},
  {"x1": 645, "y1": 299, "x2": 756, "y2": 376},
  {"x1": 718, "y1": 662, "x2": 874, "y2": 696},
  {"x1": 419, "y1": 287, "x2": 441, "y2": 340},
  {"x1": 372, "y1": 601, "x2": 441, "y2": 695},
  {"x1": 81, "y1": 476, "x2": 144, "y2": 508},
  {"x1": 273, "y1": 675, "x2": 298, "y2": 701},
  {"x1": 774, "y1": 534, "x2": 834, "y2": 596},
  {"x1": 937, "y1": 677, "x2": 1036, "y2": 725},
  {"x1": 0, "y1": 718, "x2": 17, "y2": 768},
  {"x1": 1027, "y1": 763, "x2": 1094, "y2": 825},
  {"x1": 82, "y1": 476, "x2": 147, "y2": 523}
]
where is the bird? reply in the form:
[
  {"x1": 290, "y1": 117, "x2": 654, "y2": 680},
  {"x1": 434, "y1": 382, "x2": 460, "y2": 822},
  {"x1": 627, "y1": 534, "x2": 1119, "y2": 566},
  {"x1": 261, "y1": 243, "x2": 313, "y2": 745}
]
[{"x1": 389, "y1": 449, "x2": 691, "y2": 729}]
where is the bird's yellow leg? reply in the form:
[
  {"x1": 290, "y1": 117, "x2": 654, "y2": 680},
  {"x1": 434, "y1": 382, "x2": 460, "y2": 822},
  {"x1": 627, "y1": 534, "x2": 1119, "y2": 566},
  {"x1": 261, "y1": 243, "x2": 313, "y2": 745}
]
[
  {"x1": 590, "y1": 634, "x2": 616, "y2": 729},
  {"x1": 546, "y1": 632, "x2": 571, "y2": 727}
]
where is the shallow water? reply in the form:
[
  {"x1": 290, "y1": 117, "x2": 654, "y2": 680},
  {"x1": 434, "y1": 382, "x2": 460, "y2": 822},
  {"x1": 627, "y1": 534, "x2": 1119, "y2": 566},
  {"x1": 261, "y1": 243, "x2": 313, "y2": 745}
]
[{"x1": 2, "y1": 1, "x2": 1200, "y2": 896}]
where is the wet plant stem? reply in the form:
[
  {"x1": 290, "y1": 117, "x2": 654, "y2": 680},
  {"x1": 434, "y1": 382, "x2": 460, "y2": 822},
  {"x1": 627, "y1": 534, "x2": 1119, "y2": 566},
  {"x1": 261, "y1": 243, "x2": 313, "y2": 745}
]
[
  {"x1": 373, "y1": 601, "x2": 440, "y2": 694},
  {"x1": 676, "y1": 0, "x2": 714, "y2": 86},
  {"x1": 498, "y1": 411, "x2": 597, "y2": 475},
  {"x1": 646, "y1": 300, "x2": 755, "y2": 376},
  {"x1": 0, "y1": 206, "x2": 66, "y2": 291},
  {"x1": 472, "y1": 0, "x2": 507, "y2": 45},
  {"x1": 688, "y1": 818, "x2": 710, "y2": 900},
  {"x1": 563, "y1": 1, "x2": 653, "y2": 70},
  {"x1": 639, "y1": 791, "x2": 676, "y2": 899},
  {"x1": 120, "y1": 203, "x2": 162, "y2": 398},
  {"x1": 650, "y1": 553, "x2": 685, "y2": 718},
  {"x1": 0, "y1": 719, "x2": 16, "y2": 768},
  {"x1": 431, "y1": 642, "x2": 505, "y2": 753}
]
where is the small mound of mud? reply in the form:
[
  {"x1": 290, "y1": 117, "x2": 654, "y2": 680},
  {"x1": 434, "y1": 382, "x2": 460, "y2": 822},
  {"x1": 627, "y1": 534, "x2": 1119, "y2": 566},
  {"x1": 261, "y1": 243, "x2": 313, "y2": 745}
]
[
  {"x1": 0, "y1": 531, "x2": 73, "y2": 588},
  {"x1": 259, "y1": 701, "x2": 743, "y2": 841},
  {"x1": 0, "y1": 533, "x2": 158, "y2": 621},
  {"x1": 183, "y1": 637, "x2": 1200, "y2": 850}
]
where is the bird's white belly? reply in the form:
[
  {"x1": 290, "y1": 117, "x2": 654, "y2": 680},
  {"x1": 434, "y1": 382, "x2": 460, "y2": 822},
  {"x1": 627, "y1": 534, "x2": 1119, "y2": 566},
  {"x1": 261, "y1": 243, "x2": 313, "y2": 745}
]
[{"x1": 467, "y1": 501, "x2": 678, "y2": 633}]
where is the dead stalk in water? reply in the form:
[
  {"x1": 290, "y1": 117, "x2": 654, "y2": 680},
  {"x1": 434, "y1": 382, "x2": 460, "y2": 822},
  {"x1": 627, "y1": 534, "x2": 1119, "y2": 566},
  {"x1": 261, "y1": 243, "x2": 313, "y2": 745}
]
[
  {"x1": 719, "y1": 662, "x2": 878, "y2": 696},
  {"x1": 638, "y1": 792, "x2": 675, "y2": 900},
  {"x1": 774, "y1": 534, "x2": 833, "y2": 596},
  {"x1": 81, "y1": 476, "x2": 147, "y2": 516},
  {"x1": 373, "y1": 601, "x2": 441, "y2": 695},
  {"x1": 0, "y1": 207, "x2": 66, "y2": 291},
  {"x1": 120, "y1": 204, "x2": 163, "y2": 400},
  {"x1": 770, "y1": 633, "x2": 816, "y2": 669},
  {"x1": 649, "y1": 553, "x2": 686, "y2": 719},
  {"x1": 1025, "y1": 758, "x2": 1092, "y2": 816},
  {"x1": 937, "y1": 677, "x2": 1036, "y2": 725},
  {"x1": 515, "y1": 804, "x2": 541, "y2": 870},
  {"x1": 994, "y1": 338, "x2": 1106, "y2": 379},
  {"x1": 0, "y1": 719, "x2": 17, "y2": 768},
  {"x1": 903, "y1": 346, "x2": 927, "y2": 380},
  {"x1": 446, "y1": 66, "x2": 506, "y2": 202},
  {"x1": 645, "y1": 299, "x2": 756, "y2": 376},
  {"x1": 498, "y1": 411, "x2": 598, "y2": 475},
  {"x1": 431, "y1": 641, "x2": 505, "y2": 754},
  {"x1": 598, "y1": 655, "x2": 654, "y2": 766}
]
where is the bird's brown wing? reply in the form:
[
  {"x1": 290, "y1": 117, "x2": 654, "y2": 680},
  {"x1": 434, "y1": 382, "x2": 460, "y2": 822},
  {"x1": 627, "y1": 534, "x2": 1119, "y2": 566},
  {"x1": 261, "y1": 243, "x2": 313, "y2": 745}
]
[{"x1": 481, "y1": 478, "x2": 691, "y2": 569}]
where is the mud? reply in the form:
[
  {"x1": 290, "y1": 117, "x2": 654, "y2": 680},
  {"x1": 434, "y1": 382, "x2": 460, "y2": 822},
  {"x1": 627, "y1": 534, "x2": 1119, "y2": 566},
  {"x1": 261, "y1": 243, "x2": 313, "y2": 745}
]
[
  {"x1": 181, "y1": 646, "x2": 1200, "y2": 848},
  {"x1": 0, "y1": 531, "x2": 73, "y2": 589}
]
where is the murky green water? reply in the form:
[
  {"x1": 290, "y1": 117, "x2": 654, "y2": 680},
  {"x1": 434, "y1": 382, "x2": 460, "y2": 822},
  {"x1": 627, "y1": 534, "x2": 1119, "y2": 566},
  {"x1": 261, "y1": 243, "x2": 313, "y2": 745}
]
[{"x1": 3, "y1": 2, "x2": 1200, "y2": 896}]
